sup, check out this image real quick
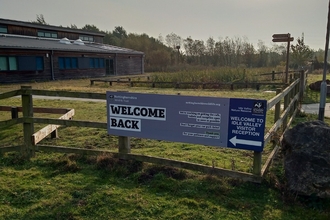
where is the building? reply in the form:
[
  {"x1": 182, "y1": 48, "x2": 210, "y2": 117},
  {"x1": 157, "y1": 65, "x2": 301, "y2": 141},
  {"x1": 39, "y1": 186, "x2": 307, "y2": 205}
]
[{"x1": 0, "y1": 18, "x2": 144, "y2": 83}]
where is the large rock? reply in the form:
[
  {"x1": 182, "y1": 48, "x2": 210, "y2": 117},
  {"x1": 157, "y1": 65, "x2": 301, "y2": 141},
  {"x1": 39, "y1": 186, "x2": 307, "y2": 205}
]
[
  {"x1": 308, "y1": 79, "x2": 330, "y2": 91},
  {"x1": 281, "y1": 120, "x2": 330, "y2": 198}
]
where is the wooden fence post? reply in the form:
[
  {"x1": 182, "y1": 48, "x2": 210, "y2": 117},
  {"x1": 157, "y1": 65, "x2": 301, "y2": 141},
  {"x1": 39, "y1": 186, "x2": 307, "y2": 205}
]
[
  {"x1": 299, "y1": 70, "x2": 306, "y2": 103},
  {"x1": 272, "y1": 71, "x2": 275, "y2": 81},
  {"x1": 51, "y1": 129, "x2": 59, "y2": 139},
  {"x1": 274, "y1": 88, "x2": 282, "y2": 123},
  {"x1": 118, "y1": 136, "x2": 130, "y2": 154},
  {"x1": 253, "y1": 151, "x2": 262, "y2": 176},
  {"x1": 21, "y1": 86, "x2": 34, "y2": 157},
  {"x1": 293, "y1": 81, "x2": 299, "y2": 111},
  {"x1": 291, "y1": 87, "x2": 294, "y2": 114},
  {"x1": 289, "y1": 74, "x2": 293, "y2": 83},
  {"x1": 11, "y1": 107, "x2": 18, "y2": 119},
  {"x1": 282, "y1": 91, "x2": 289, "y2": 131}
]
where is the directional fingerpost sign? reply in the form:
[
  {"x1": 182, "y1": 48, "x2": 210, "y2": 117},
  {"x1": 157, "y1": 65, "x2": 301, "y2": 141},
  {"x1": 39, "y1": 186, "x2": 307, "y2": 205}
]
[
  {"x1": 272, "y1": 33, "x2": 294, "y2": 42},
  {"x1": 272, "y1": 33, "x2": 294, "y2": 83},
  {"x1": 107, "y1": 92, "x2": 267, "y2": 152}
]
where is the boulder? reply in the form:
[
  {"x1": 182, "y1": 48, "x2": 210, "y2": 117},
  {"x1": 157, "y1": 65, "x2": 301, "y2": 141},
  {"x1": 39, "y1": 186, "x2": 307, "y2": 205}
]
[
  {"x1": 308, "y1": 79, "x2": 330, "y2": 91},
  {"x1": 281, "y1": 120, "x2": 330, "y2": 198}
]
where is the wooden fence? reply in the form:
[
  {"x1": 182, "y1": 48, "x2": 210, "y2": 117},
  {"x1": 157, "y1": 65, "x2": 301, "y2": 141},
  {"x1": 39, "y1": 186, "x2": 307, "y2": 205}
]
[
  {"x1": 0, "y1": 106, "x2": 74, "y2": 145},
  {"x1": 0, "y1": 71, "x2": 307, "y2": 183},
  {"x1": 90, "y1": 70, "x2": 302, "y2": 90},
  {"x1": 258, "y1": 70, "x2": 299, "y2": 81}
]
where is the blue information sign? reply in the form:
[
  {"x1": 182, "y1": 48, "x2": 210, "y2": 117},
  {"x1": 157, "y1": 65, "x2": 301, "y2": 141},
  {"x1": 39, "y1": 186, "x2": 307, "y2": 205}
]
[
  {"x1": 227, "y1": 98, "x2": 267, "y2": 152},
  {"x1": 107, "y1": 92, "x2": 267, "y2": 151}
]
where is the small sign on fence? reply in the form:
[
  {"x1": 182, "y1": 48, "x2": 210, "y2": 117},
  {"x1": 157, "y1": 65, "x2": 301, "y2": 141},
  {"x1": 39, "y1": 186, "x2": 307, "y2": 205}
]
[{"x1": 107, "y1": 92, "x2": 267, "y2": 151}]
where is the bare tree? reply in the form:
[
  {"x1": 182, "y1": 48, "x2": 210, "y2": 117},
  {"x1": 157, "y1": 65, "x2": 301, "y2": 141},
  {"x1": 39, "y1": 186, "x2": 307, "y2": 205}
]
[
  {"x1": 32, "y1": 14, "x2": 48, "y2": 25},
  {"x1": 257, "y1": 40, "x2": 268, "y2": 67},
  {"x1": 69, "y1": 24, "x2": 78, "y2": 29},
  {"x1": 242, "y1": 40, "x2": 255, "y2": 67},
  {"x1": 165, "y1": 33, "x2": 182, "y2": 50}
]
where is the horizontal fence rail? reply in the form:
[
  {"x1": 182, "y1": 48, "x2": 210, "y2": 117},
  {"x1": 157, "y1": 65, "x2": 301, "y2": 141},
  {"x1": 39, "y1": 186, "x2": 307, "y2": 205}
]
[
  {"x1": 0, "y1": 106, "x2": 72, "y2": 114},
  {"x1": 0, "y1": 70, "x2": 307, "y2": 182},
  {"x1": 90, "y1": 70, "x2": 303, "y2": 90},
  {"x1": 90, "y1": 79, "x2": 287, "y2": 90},
  {"x1": 0, "y1": 89, "x2": 22, "y2": 100}
]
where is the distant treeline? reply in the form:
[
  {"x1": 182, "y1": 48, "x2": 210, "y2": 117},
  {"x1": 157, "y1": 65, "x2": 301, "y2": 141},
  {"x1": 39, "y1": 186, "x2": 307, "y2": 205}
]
[{"x1": 34, "y1": 15, "x2": 326, "y2": 72}]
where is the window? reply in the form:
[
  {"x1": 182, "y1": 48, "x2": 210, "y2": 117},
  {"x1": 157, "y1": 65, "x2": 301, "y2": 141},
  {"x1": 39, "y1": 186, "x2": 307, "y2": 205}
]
[
  {"x1": 89, "y1": 58, "x2": 104, "y2": 68},
  {"x1": 37, "y1": 32, "x2": 45, "y2": 37},
  {"x1": 58, "y1": 57, "x2": 78, "y2": 69},
  {"x1": 71, "y1": 58, "x2": 77, "y2": 69},
  {"x1": 0, "y1": 56, "x2": 42, "y2": 71},
  {"x1": 99, "y1": 59, "x2": 104, "y2": 68},
  {"x1": 89, "y1": 58, "x2": 94, "y2": 68},
  {"x1": 0, "y1": 56, "x2": 17, "y2": 71},
  {"x1": 65, "y1": 57, "x2": 71, "y2": 69},
  {"x1": 58, "y1": 57, "x2": 65, "y2": 69},
  {"x1": 58, "y1": 57, "x2": 103, "y2": 69},
  {"x1": 0, "y1": 57, "x2": 8, "y2": 70},
  {"x1": 8, "y1": 57, "x2": 18, "y2": 70},
  {"x1": 0, "y1": 25, "x2": 7, "y2": 34},
  {"x1": 94, "y1": 58, "x2": 99, "y2": 68},
  {"x1": 79, "y1": 35, "x2": 94, "y2": 42},
  {"x1": 37, "y1": 30, "x2": 58, "y2": 38},
  {"x1": 36, "y1": 57, "x2": 44, "y2": 70}
]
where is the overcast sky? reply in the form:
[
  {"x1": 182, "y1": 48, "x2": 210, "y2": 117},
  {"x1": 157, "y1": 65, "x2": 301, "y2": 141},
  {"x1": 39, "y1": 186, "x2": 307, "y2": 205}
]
[{"x1": 0, "y1": 0, "x2": 328, "y2": 50}]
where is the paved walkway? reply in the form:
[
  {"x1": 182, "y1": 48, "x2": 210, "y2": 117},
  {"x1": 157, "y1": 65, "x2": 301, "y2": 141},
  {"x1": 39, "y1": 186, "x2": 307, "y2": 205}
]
[{"x1": 301, "y1": 103, "x2": 330, "y2": 118}]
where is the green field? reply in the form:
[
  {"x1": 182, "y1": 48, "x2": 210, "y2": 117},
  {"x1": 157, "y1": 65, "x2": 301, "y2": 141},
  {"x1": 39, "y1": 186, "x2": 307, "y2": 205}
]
[{"x1": 1, "y1": 70, "x2": 329, "y2": 219}]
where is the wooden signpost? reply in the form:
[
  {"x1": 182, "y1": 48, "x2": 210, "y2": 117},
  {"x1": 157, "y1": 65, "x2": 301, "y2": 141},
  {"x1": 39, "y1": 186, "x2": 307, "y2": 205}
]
[{"x1": 272, "y1": 33, "x2": 294, "y2": 83}]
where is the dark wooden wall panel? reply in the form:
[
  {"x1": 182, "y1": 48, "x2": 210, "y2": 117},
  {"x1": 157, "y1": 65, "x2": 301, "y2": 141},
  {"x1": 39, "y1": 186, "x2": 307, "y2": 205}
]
[
  {"x1": 7, "y1": 25, "x2": 37, "y2": 37},
  {"x1": 116, "y1": 55, "x2": 143, "y2": 75}
]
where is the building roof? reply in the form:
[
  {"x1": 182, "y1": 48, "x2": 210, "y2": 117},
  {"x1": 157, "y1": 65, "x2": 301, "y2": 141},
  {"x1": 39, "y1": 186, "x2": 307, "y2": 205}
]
[
  {"x1": 0, "y1": 18, "x2": 105, "y2": 37},
  {"x1": 0, "y1": 34, "x2": 144, "y2": 55}
]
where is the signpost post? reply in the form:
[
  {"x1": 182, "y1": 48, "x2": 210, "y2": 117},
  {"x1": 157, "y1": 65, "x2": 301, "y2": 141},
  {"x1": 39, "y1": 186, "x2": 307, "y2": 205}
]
[
  {"x1": 272, "y1": 33, "x2": 294, "y2": 84},
  {"x1": 318, "y1": 1, "x2": 330, "y2": 121}
]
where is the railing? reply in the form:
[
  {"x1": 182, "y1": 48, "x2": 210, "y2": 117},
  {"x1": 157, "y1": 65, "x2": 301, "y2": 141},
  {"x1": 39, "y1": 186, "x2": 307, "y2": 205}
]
[
  {"x1": 258, "y1": 70, "x2": 299, "y2": 81},
  {"x1": 90, "y1": 70, "x2": 303, "y2": 90},
  {"x1": 91, "y1": 79, "x2": 287, "y2": 90},
  {"x1": 0, "y1": 70, "x2": 307, "y2": 183}
]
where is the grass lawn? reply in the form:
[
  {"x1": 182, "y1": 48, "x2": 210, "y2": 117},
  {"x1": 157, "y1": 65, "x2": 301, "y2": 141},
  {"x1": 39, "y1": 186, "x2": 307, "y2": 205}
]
[{"x1": 1, "y1": 72, "x2": 330, "y2": 219}]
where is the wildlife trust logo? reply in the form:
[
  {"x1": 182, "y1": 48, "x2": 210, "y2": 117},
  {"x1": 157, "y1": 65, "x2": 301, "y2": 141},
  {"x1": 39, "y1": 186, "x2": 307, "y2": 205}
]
[{"x1": 252, "y1": 101, "x2": 265, "y2": 115}]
